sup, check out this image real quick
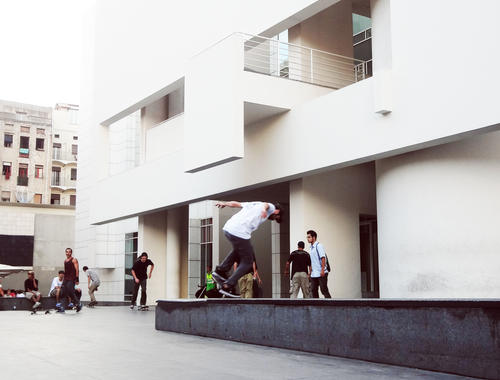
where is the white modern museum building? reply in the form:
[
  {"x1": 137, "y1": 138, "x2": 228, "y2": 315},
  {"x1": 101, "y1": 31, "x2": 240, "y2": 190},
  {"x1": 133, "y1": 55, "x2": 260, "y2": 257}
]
[{"x1": 77, "y1": 0, "x2": 500, "y2": 303}]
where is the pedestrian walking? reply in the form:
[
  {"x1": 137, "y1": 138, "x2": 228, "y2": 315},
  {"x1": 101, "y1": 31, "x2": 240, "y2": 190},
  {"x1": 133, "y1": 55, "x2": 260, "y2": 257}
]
[
  {"x1": 284, "y1": 241, "x2": 311, "y2": 298},
  {"x1": 307, "y1": 230, "x2": 331, "y2": 298}
]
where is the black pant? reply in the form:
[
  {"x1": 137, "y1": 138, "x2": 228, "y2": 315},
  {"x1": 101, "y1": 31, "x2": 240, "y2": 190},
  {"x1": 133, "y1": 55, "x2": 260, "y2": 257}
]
[
  {"x1": 311, "y1": 274, "x2": 331, "y2": 298},
  {"x1": 131, "y1": 279, "x2": 147, "y2": 305},
  {"x1": 216, "y1": 231, "x2": 254, "y2": 288},
  {"x1": 62, "y1": 280, "x2": 79, "y2": 306}
]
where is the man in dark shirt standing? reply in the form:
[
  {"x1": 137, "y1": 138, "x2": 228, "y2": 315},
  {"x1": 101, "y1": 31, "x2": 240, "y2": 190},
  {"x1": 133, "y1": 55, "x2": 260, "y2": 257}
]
[
  {"x1": 284, "y1": 241, "x2": 311, "y2": 298},
  {"x1": 24, "y1": 271, "x2": 41, "y2": 309},
  {"x1": 60, "y1": 247, "x2": 82, "y2": 312},
  {"x1": 130, "y1": 252, "x2": 154, "y2": 310}
]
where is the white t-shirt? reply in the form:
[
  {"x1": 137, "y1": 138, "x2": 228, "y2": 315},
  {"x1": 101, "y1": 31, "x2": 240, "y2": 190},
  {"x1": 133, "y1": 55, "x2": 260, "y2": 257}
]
[
  {"x1": 223, "y1": 202, "x2": 276, "y2": 239},
  {"x1": 49, "y1": 277, "x2": 63, "y2": 296}
]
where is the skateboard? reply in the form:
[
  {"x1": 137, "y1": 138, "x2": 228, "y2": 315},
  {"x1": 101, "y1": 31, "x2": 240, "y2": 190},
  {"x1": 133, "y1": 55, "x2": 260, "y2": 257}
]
[
  {"x1": 30, "y1": 306, "x2": 51, "y2": 315},
  {"x1": 211, "y1": 271, "x2": 241, "y2": 298},
  {"x1": 138, "y1": 305, "x2": 149, "y2": 311}
]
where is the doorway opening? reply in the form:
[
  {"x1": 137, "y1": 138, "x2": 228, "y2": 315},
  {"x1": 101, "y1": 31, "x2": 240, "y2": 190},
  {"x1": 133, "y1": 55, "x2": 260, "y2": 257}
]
[{"x1": 359, "y1": 214, "x2": 379, "y2": 298}]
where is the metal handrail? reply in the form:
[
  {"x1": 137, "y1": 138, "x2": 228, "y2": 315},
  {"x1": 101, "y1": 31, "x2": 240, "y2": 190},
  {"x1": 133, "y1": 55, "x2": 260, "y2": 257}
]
[{"x1": 240, "y1": 32, "x2": 365, "y2": 89}]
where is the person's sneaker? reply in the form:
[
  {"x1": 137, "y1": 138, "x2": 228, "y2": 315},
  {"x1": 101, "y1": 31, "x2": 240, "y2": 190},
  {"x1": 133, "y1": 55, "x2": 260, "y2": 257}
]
[
  {"x1": 57, "y1": 306, "x2": 65, "y2": 313},
  {"x1": 76, "y1": 302, "x2": 82, "y2": 312},
  {"x1": 212, "y1": 271, "x2": 227, "y2": 287},
  {"x1": 130, "y1": 305, "x2": 135, "y2": 310},
  {"x1": 33, "y1": 301, "x2": 41, "y2": 309},
  {"x1": 55, "y1": 302, "x2": 62, "y2": 309},
  {"x1": 67, "y1": 302, "x2": 74, "y2": 309}
]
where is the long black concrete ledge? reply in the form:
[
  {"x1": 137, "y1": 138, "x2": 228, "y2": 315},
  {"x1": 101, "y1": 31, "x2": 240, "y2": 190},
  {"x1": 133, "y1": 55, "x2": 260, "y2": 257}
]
[{"x1": 156, "y1": 298, "x2": 500, "y2": 379}]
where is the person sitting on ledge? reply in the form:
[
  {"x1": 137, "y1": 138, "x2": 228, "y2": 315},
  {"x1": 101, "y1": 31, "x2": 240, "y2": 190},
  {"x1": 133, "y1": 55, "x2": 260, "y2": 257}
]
[{"x1": 24, "y1": 271, "x2": 41, "y2": 309}]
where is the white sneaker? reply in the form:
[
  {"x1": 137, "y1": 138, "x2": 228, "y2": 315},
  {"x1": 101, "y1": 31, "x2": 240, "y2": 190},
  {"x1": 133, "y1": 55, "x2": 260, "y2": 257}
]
[
  {"x1": 33, "y1": 301, "x2": 41, "y2": 309},
  {"x1": 130, "y1": 305, "x2": 135, "y2": 310}
]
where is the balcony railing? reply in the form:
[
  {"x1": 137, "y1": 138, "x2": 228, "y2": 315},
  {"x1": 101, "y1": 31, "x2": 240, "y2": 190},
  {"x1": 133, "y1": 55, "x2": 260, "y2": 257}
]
[
  {"x1": 241, "y1": 33, "x2": 366, "y2": 89},
  {"x1": 51, "y1": 175, "x2": 76, "y2": 189},
  {"x1": 17, "y1": 176, "x2": 28, "y2": 186},
  {"x1": 19, "y1": 148, "x2": 29, "y2": 158},
  {"x1": 52, "y1": 149, "x2": 77, "y2": 162}
]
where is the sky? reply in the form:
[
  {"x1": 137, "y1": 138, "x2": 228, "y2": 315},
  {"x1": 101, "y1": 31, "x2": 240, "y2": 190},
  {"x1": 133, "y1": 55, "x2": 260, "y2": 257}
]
[{"x1": 0, "y1": 0, "x2": 85, "y2": 108}]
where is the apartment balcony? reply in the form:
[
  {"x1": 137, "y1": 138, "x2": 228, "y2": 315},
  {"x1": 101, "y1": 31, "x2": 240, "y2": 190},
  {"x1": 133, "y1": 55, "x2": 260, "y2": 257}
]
[
  {"x1": 17, "y1": 176, "x2": 28, "y2": 186},
  {"x1": 243, "y1": 33, "x2": 366, "y2": 89},
  {"x1": 51, "y1": 174, "x2": 76, "y2": 191},
  {"x1": 52, "y1": 149, "x2": 77, "y2": 165}
]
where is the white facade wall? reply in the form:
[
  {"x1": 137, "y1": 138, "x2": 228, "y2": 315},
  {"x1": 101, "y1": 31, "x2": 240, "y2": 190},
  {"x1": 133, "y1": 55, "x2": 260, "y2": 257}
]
[
  {"x1": 81, "y1": 0, "x2": 500, "y2": 299},
  {"x1": 376, "y1": 131, "x2": 500, "y2": 298}
]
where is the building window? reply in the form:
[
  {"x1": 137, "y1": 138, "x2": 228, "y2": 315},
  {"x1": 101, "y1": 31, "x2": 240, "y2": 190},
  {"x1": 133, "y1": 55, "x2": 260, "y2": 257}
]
[
  {"x1": 36, "y1": 128, "x2": 45, "y2": 135},
  {"x1": 19, "y1": 136, "x2": 29, "y2": 157},
  {"x1": 73, "y1": 136, "x2": 78, "y2": 140},
  {"x1": 36, "y1": 138, "x2": 44, "y2": 151},
  {"x1": 50, "y1": 194, "x2": 61, "y2": 205},
  {"x1": 35, "y1": 165, "x2": 43, "y2": 178},
  {"x1": 70, "y1": 168, "x2": 77, "y2": 181},
  {"x1": 2, "y1": 162, "x2": 12, "y2": 180},
  {"x1": 1, "y1": 191, "x2": 10, "y2": 202},
  {"x1": 18, "y1": 164, "x2": 28, "y2": 177},
  {"x1": 70, "y1": 195, "x2": 76, "y2": 206},
  {"x1": 54, "y1": 134, "x2": 60, "y2": 138},
  {"x1": 20, "y1": 126, "x2": 30, "y2": 133},
  {"x1": 53, "y1": 142, "x2": 61, "y2": 159},
  {"x1": 51, "y1": 166, "x2": 61, "y2": 186},
  {"x1": 18, "y1": 164, "x2": 28, "y2": 186},
  {"x1": 4, "y1": 133, "x2": 13, "y2": 147},
  {"x1": 124, "y1": 232, "x2": 138, "y2": 301},
  {"x1": 71, "y1": 144, "x2": 78, "y2": 155},
  {"x1": 33, "y1": 194, "x2": 42, "y2": 204},
  {"x1": 200, "y1": 218, "x2": 213, "y2": 286}
]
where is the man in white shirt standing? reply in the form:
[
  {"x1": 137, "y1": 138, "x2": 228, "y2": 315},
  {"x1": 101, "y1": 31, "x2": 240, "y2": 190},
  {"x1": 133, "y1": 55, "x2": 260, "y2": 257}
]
[
  {"x1": 212, "y1": 201, "x2": 283, "y2": 297},
  {"x1": 307, "y1": 230, "x2": 331, "y2": 298},
  {"x1": 49, "y1": 270, "x2": 64, "y2": 305}
]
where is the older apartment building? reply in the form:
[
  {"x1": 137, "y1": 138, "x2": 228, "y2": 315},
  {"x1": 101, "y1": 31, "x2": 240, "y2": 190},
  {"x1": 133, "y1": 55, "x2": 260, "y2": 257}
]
[
  {"x1": 0, "y1": 100, "x2": 52, "y2": 204},
  {"x1": 78, "y1": 0, "x2": 500, "y2": 302}
]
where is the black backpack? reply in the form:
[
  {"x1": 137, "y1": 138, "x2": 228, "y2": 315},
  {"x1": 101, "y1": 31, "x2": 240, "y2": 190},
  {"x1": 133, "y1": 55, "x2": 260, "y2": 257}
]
[{"x1": 315, "y1": 243, "x2": 331, "y2": 272}]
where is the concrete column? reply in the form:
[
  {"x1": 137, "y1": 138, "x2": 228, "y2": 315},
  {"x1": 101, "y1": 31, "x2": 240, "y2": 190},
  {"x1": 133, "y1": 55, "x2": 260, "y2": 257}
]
[
  {"x1": 138, "y1": 211, "x2": 168, "y2": 303},
  {"x1": 166, "y1": 206, "x2": 188, "y2": 298},
  {"x1": 370, "y1": 0, "x2": 393, "y2": 113}
]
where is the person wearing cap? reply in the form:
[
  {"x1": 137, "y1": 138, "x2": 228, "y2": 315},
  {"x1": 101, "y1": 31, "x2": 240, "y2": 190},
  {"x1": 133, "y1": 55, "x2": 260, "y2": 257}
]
[
  {"x1": 24, "y1": 271, "x2": 41, "y2": 309},
  {"x1": 212, "y1": 201, "x2": 283, "y2": 297}
]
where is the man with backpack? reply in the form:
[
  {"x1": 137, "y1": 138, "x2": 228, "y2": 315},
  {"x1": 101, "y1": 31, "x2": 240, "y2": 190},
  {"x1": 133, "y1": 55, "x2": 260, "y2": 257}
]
[{"x1": 306, "y1": 230, "x2": 331, "y2": 298}]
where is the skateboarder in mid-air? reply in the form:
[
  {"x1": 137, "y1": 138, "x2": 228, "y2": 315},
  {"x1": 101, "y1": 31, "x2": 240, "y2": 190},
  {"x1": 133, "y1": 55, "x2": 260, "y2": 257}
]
[{"x1": 212, "y1": 201, "x2": 283, "y2": 297}]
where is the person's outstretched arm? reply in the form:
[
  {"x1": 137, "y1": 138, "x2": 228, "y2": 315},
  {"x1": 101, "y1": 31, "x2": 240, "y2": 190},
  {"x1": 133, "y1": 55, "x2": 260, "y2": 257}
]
[{"x1": 216, "y1": 201, "x2": 242, "y2": 208}]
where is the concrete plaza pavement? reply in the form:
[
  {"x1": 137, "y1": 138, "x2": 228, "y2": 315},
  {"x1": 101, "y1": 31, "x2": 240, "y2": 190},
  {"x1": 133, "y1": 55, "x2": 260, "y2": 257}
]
[{"x1": 0, "y1": 306, "x2": 473, "y2": 380}]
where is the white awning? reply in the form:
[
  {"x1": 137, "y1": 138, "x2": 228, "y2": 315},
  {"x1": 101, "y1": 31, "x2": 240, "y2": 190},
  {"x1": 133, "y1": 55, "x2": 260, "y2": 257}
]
[{"x1": 0, "y1": 264, "x2": 33, "y2": 278}]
